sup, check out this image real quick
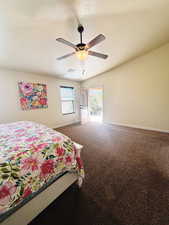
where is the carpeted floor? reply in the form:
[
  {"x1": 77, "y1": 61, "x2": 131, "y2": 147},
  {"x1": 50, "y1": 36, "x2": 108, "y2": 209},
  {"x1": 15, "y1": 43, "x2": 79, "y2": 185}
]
[{"x1": 30, "y1": 122, "x2": 169, "y2": 225}]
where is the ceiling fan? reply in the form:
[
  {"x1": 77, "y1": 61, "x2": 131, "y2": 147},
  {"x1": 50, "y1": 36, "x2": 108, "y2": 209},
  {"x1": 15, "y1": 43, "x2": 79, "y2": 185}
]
[{"x1": 56, "y1": 25, "x2": 108, "y2": 61}]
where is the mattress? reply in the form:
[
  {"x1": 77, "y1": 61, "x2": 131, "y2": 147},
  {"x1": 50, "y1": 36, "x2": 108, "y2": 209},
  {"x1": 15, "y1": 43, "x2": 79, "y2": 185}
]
[{"x1": 0, "y1": 121, "x2": 84, "y2": 216}]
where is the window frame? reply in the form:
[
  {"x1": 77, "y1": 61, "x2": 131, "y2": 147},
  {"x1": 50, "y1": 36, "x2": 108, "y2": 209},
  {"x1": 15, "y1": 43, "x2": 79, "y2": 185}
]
[{"x1": 60, "y1": 86, "x2": 75, "y2": 115}]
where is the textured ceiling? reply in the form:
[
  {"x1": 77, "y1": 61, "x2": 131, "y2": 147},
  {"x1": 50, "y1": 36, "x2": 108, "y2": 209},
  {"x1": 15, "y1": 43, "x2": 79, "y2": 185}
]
[{"x1": 0, "y1": 0, "x2": 169, "y2": 81}]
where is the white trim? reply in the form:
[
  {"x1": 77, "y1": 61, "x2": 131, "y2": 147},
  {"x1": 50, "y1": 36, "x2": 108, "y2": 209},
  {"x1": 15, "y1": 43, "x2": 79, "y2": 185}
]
[
  {"x1": 52, "y1": 120, "x2": 80, "y2": 129},
  {"x1": 105, "y1": 122, "x2": 169, "y2": 134}
]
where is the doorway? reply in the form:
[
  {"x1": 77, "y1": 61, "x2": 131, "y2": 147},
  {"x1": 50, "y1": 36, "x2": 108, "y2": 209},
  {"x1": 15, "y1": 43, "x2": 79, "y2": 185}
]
[{"x1": 88, "y1": 88, "x2": 103, "y2": 123}]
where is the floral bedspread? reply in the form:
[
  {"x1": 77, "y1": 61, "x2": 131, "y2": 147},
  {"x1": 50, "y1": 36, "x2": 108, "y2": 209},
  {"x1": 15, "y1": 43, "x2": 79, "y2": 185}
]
[{"x1": 0, "y1": 121, "x2": 84, "y2": 214}]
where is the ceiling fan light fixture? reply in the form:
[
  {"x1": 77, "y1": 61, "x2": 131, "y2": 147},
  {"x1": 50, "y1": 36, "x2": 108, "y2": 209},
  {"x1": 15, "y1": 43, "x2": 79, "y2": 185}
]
[{"x1": 75, "y1": 50, "x2": 88, "y2": 60}]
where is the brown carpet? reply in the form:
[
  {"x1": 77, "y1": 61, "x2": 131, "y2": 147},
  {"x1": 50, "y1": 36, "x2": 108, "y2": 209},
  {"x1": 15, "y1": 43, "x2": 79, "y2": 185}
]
[{"x1": 30, "y1": 122, "x2": 169, "y2": 225}]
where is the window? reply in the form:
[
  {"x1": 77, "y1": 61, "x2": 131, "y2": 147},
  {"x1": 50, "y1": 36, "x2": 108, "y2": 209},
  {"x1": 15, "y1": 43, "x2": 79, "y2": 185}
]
[{"x1": 60, "y1": 86, "x2": 75, "y2": 115}]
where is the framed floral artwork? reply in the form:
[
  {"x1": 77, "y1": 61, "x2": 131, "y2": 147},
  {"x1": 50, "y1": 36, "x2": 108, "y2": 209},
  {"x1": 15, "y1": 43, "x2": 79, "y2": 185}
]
[{"x1": 18, "y1": 82, "x2": 48, "y2": 110}]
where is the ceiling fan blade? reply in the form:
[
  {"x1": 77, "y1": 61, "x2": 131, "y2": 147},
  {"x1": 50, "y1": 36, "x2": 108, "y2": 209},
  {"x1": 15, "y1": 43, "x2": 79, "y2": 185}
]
[
  {"x1": 86, "y1": 34, "x2": 106, "y2": 49},
  {"x1": 56, "y1": 52, "x2": 75, "y2": 60},
  {"x1": 56, "y1": 38, "x2": 76, "y2": 49},
  {"x1": 88, "y1": 51, "x2": 108, "y2": 59}
]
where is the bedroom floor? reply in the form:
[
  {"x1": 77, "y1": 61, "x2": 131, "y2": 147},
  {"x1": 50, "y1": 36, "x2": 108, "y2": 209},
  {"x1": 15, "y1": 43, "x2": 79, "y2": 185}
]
[{"x1": 30, "y1": 122, "x2": 169, "y2": 225}]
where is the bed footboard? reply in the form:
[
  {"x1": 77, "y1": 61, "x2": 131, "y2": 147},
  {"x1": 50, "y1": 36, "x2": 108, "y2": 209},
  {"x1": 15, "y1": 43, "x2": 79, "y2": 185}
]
[
  {"x1": 1, "y1": 172, "x2": 78, "y2": 225},
  {"x1": 1, "y1": 142, "x2": 83, "y2": 225}
]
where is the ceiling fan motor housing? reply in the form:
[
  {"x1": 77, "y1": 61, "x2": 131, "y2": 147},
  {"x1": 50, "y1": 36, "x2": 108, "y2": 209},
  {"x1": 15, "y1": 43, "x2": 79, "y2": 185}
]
[{"x1": 76, "y1": 43, "x2": 86, "y2": 51}]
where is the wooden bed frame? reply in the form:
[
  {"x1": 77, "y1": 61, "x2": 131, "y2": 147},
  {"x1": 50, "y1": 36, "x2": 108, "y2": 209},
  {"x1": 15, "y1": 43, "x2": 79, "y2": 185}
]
[{"x1": 1, "y1": 142, "x2": 83, "y2": 225}]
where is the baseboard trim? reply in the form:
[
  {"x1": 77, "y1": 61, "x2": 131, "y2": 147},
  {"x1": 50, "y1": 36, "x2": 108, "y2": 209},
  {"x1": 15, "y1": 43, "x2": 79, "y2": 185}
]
[
  {"x1": 53, "y1": 121, "x2": 80, "y2": 129},
  {"x1": 105, "y1": 122, "x2": 169, "y2": 134}
]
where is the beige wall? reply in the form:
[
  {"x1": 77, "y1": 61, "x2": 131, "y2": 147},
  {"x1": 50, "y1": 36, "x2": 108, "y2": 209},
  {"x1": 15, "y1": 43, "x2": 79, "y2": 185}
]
[
  {"x1": 0, "y1": 69, "x2": 80, "y2": 128},
  {"x1": 82, "y1": 43, "x2": 169, "y2": 132}
]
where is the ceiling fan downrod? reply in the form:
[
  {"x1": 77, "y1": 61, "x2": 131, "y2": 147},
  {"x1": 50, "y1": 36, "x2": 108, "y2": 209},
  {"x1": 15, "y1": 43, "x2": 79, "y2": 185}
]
[{"x1": 77, "y1": 25, "x2": 84, "y2": 44}]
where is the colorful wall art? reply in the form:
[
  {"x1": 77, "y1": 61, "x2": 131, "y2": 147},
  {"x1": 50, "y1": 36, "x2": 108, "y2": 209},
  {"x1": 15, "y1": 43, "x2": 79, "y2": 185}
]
[{"x1": 18, "y1": 82, "x2": 48, "y2": 110}]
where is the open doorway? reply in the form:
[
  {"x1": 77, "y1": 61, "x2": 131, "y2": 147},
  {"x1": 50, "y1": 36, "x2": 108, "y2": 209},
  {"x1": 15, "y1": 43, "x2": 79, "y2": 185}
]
[{"x1": 88, "y1": 88, "x2": 103, "y2": 123}]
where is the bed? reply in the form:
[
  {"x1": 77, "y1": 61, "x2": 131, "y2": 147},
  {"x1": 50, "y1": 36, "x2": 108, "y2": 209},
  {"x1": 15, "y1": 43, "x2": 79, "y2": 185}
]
[{"x1": 0, "y1": 121, "x2": 84, "y2": 225}]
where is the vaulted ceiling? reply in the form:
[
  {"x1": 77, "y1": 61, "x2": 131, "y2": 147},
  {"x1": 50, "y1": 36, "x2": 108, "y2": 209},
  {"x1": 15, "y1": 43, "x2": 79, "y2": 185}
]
[{"x1": 0, "y1": 0, "x2": 169, "y2": 81}]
